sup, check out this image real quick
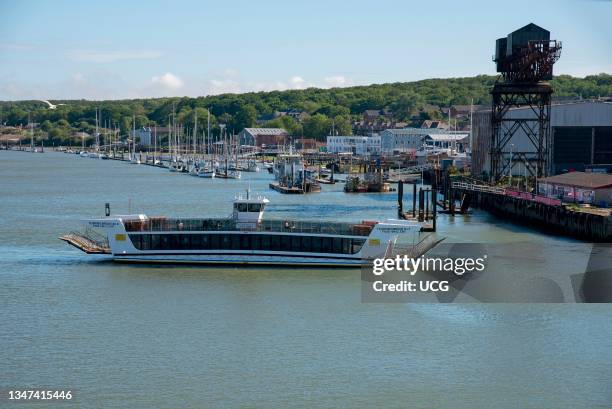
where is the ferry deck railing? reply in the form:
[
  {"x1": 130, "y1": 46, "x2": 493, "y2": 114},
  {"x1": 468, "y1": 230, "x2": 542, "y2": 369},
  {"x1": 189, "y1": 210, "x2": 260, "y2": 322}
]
[{"x1": 124, "y1": 218, "x2": 374, "y2": 237}]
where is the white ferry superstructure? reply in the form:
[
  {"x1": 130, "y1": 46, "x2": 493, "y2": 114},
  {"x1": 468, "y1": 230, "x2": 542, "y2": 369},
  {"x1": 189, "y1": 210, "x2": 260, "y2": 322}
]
[{"x1": 60, "y1": 193, "x2": 432, "y2": 267}]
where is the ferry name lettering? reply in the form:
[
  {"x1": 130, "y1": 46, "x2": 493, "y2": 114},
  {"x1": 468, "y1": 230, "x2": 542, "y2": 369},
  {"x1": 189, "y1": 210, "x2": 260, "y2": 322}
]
[
  {"x1": 89, "y1": 221, "x2": 119, "y2": 228},
  {"x1": 378, "y1": 227, "x2": 409, "y2": 233}
]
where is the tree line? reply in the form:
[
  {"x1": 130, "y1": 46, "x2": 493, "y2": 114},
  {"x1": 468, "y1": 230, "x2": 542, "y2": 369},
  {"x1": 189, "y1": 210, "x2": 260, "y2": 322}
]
[{"x1": 1, "y1": 73, "x2": 610, "y2": 145}]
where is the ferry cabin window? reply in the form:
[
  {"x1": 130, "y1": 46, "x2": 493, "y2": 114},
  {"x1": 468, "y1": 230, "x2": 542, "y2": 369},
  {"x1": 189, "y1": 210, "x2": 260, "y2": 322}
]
[
  {"x1": 301, "y1": 236, "x2": 312, "y2": 252},
  {"x1": 280, "y1": 235, "x2": 291, "y2": 251},
  {"x1": 311, "y1": 237, "x2": 321, "y2": 253},
  {"x1": 236, "y1": 203, "x2": 248, "y2": 212},
  {"x1": 251, "y1": 234, "x2": 261, "y2": 250},
  {"x1": 332, "y1": 237, "x2": 342, "y2": 253},
  {"x1": 320, "y1": 237, "x2": 332, "y2": 253},
  {"x1": 201, "y1": 234, "x2": 210, "y2": 249},
  {"x1": 191, "y1": 234, "x2": 202, "y2": 250},
  {"x1": 130, "y1": 233, "x2": 366, "y2": 254},
  {"x1": 261, "y1": 234, "x2": 271, "y2": 250},
  {"x1": 231, "y1": 234, "x2": 241, "y2": 250},
  {"x1": 210, "y1": 234, "x2": 220, "y2": 249},
  {"x1": 270, "y1": 235, "x2": 281, "y2": 251},
  {"x1": 150, "y1": 234, "x2": 161, "y2": 250},
  {"x1": 240, "y1": 235, "x2": 251, "y2": 250},
  {"x1": 180, "y1": 234, "x2": 191, "y2": 249},
  {"x1": 222, "y1": 235, "x2": 231, "y2": 249},
  {"x1": 247, "y1": 203, "x2": 262, "y2": 212}
]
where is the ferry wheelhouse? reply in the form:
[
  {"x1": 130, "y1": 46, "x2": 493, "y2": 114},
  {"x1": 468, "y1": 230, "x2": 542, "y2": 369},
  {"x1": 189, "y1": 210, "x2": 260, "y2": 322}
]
[{"x1": 60, "y1": 192, "x2": 432, "y2": 267}]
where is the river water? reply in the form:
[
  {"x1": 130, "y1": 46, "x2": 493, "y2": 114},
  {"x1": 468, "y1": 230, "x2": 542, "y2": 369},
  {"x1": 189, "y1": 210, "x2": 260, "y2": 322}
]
[{"x1": 1, "y1": 150, "x2": 610, "y2": 408}]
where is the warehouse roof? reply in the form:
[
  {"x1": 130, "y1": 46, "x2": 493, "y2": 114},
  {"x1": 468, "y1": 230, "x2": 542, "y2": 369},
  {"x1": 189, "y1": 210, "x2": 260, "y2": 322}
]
[
  {"x1": 383, "y1": 128, "x2": 437, "y2": 135},
  {"x1": 538, "y1": 171, "x2": 612, "y2": 189},
  {"x1": 424, "y1": 133, "x2": 469, "y2": 142},
  {"x1": 242, "y1": 128, "x2": 287, "y2": 135}
]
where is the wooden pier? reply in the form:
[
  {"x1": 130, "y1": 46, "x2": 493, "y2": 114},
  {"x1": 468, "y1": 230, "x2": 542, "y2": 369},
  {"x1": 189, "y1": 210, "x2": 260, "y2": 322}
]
[{"x1": 397, "y1": 180, "x2": 437, "y2": 232}]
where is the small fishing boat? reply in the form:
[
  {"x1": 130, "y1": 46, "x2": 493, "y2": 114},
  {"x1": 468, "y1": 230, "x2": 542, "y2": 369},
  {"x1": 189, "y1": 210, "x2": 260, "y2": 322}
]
[{"x1": 198, "y1": 167, "x2": 216, "y2": 178}]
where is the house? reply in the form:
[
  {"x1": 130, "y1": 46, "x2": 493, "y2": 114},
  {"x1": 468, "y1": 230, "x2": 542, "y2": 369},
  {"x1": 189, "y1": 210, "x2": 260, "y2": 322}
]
[
  {"x1": 363, "y1": 110, "x2": 382, "y2": 123},
  {"x1": 421, "y1": 120, "x2": 449, "y2": 130},
  {"x1": 129, "y1": 126, "x2": 171, "y2": 147},
  {"x1": 537, "y1": 171, "x2": 612, "y2": 206},
  {"x1": 256, "y1": 109, "x2": 308, "y2": 125},
  {"x1": 362, "y1": 109, "x2": 393, "y2": 123},
  {"x1": 452, "y1": 105, "x2": 485, "y2": 118},
  {"x1": 441, "y1": 105, "x2": 485, "y2": 119},
  {"x1": 238, "y1": 128, "x2": 288, "y2": 147},
  {"x1": 282, "y1": 109, "x2": 308, "y2": 122}
]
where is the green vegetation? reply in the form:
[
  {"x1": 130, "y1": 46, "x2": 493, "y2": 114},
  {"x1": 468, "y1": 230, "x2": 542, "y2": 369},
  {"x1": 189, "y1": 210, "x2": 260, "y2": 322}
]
[{"x1": 1, "y1": 74, "x2": 610, "y2": 146}]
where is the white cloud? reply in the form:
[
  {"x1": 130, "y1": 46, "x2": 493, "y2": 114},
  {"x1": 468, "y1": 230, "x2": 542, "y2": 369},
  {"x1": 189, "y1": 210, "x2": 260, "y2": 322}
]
[
  {"x1": 324, "y1": 75, "x2": 348, "y2": 87},
  {"x1": 290, "y1": 76, "x2": 306, "y2": 89},
  {"x1": 151, "y1": 72, "x2": 184, "y2": 90},
  {"x1": 67, "y1": 49, "x2": 162, "y2": 63},
  {"x1": 0, "y1": 69, "x2": 351, "y2": 100},
  {"x1": 207, "y1": 79, "x2": 241, "y2": 94}
]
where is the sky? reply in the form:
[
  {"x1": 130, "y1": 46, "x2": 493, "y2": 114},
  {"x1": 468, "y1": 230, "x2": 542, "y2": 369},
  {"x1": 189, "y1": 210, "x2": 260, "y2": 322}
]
[{"x1": 0, "y1": 0, "x2": 610, "y2": 101}]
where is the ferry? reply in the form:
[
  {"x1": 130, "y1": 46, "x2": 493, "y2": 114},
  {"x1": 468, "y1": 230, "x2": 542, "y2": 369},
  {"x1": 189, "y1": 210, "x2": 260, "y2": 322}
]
[{"x1": 59, "y1": 192, "x2": 434, "y2": 267}]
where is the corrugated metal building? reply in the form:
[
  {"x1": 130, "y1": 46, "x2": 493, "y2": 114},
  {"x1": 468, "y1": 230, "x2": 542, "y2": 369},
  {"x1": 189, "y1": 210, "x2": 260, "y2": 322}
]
[
  {"x1": 472, "y1": 100, "x2": 612, "y2": 178},
  {"x1": 238, "y1": 128, "x2": 288, "y2": 147}
]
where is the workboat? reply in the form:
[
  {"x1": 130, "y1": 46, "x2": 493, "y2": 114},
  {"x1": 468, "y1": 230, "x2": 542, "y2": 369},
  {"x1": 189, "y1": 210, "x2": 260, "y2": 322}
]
[{"x1": 59, "y1": 191, "x2": 433, "y2": 267}]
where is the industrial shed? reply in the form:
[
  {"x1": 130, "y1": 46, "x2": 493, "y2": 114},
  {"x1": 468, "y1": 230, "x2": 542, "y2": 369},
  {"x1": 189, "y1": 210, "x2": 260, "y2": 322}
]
[{"x1": 472, "y1": 100, "x2": 612, "y2": 177}]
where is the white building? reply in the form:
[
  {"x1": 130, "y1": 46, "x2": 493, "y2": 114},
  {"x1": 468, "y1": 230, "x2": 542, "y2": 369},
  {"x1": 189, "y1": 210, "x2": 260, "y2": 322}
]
[
  {"x1": 423, "y1": 134, "x2": 469, "y2": 150},
  {"x1": 380, "y1": 128, "x2": 468, "y2": 154},
  {"x1": 326, "y1": 135, "x2": 381, "y2": 155},
  {"x1": 133, "y1": 127, "x2": 152, "y2": 146}
]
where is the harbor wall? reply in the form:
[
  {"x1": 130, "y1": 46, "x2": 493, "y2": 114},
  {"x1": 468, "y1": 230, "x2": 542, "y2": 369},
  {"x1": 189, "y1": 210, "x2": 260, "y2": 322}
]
[{"x1": 458, "y1": 189, "x2": 612, "y2": 242}]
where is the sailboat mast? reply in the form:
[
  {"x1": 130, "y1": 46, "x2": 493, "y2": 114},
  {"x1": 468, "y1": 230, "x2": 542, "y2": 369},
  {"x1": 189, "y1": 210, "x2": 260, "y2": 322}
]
[
  {"x1": 95, "y1": 109, "x2": 97, "y2": 150},
  {"x1": 132, "y1": 115, "x2": 136, "y2": 159},
  {"x1": 29, "y1": 111, "x2": 33, "y2": 151},
  {"x1": 193, "y1": 110, "x2": 198, "y2": 155}
]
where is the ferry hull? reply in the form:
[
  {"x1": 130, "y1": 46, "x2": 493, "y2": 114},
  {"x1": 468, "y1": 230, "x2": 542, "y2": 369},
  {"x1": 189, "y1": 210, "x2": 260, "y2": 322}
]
[{"x1": 112, "y1": 253, "x2": 365, "y2": 267}]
